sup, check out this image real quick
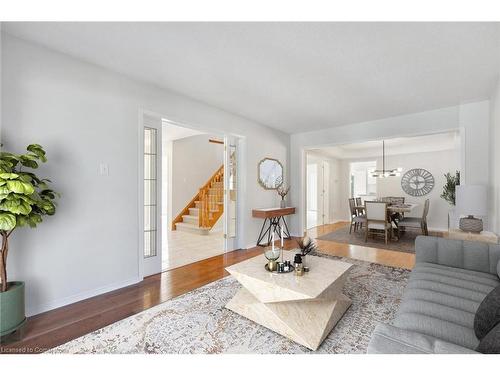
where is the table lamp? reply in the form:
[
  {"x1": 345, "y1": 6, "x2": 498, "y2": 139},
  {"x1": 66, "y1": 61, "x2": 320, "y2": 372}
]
[{"x1": 456, "y1": 185, "x2": 487, "y2": 233}]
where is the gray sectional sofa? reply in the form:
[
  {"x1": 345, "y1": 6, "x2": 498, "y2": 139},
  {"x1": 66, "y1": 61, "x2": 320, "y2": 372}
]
[{"x1": 368, "y1": 235, "x2": 500, "y2": 354}]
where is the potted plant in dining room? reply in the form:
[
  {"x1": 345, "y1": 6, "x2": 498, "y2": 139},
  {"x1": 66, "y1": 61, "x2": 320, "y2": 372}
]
[
  {"x1": 440, "y1": 170, "x2": 460, "y2": 229},
  {"x1": 0, "y1": 144, "x2": 58, "y2": 341}
]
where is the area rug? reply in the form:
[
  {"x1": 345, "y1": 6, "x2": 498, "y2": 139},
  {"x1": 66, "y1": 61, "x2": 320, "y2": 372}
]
[
  {"x1": 49, "y1": 254, "x2": 410, "y2": 354},
  {"x1": 316, "y1": 225, "x2": 419, "y2": 253}
]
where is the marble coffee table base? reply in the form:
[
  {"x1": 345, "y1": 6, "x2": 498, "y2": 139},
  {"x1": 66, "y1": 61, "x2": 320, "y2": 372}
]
[{"x1": 225, "y1": 272, "x2": 352, "y2": 351}]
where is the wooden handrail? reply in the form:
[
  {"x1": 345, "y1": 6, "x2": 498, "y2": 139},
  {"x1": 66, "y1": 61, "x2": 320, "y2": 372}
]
[
  {"x1": 200, "y1": 164, "x2": 224, "y2": 191},
  {"x1": 198, "y1": 165, "x2": 224, "y2": 228},
  {"x1": 171, "y1": 164, "x2": 224, "y2": 230}
]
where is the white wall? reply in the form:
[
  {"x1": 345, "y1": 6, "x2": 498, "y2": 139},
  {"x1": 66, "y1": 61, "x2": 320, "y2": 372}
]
[
  {"x1": 290, "y1": 102, "x2": 490, "y2": 235},
  {"x1": 171, "y1": 134, "x2": 224, "y2": 217},
  {"x1": 1, "y1": 34, "x2": 288, "y2": 316},
  {"x1": 489, "y1": 76, "x2": 500, "y2": 235}
]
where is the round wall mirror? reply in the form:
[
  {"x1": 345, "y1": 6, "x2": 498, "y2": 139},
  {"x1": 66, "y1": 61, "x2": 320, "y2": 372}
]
[{"x1": 258, "y1": 158, "x2": 284, "y2": 190}]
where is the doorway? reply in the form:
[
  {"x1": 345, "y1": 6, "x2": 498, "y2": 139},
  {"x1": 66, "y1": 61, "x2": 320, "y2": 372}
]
[
  {"x1": 139, "y1": 110, "x2": 241, "y2": 277},
  {"x1": 306, "y1": 153, "x2": 330, "y2": 229}
]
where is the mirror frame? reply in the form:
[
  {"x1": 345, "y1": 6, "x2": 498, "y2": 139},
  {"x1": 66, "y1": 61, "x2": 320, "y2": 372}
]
[{"x1": 257, "y1": 157, "x2": 284, "y2": 190}]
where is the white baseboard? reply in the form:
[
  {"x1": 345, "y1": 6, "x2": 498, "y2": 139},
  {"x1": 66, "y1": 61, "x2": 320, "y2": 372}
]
[
  {"x1": 26, "y1": 276, "x2": 142, "y2": 317},
  {"x1": 245, "y1": 242, "x2": 256, "y2": 249}
]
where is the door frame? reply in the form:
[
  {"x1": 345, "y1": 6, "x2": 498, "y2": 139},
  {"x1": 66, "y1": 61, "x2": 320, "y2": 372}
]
[
  {"x1": 137, "y1": 109, "x2": 163, "y2": 278},
  {"x1": 137, "y1": 109, "x2": 245, "y2": 279}
]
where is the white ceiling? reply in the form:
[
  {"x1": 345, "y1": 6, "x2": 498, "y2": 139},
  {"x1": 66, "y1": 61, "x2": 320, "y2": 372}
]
[
  {"x1": 162, "y1": 121, "x2": 205, "y2": 142},
  {"x1": 310, "y1": 131, "x2": 460, "y2": 159},
  {"x1": 4, "y1": 22, "x2": 500, "y2": 134}
]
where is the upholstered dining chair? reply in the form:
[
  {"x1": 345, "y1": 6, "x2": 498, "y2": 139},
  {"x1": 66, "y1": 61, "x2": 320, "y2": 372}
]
[
  {"x1": 355, "y1": 197, "x2": 365, "y2": 216},
  {"x1": 349, "y1": 198, "x2": 366, "y2": 234},
  {"x1": 398, "y1": 199, "x2": 430, "y2": 235},
  {"x1": 365, "y1": 201, "x2": 393, "y2": 244}
]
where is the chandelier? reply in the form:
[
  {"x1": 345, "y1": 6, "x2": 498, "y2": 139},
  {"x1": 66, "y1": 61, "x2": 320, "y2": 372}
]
[{"x1": 370, "y1": 140, "x2": 402, "y2": 178}]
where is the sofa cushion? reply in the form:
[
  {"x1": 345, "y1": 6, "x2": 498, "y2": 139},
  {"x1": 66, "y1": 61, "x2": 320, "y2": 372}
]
[
  {"x1": 474, "y1": 285, "x2": 500, "y2": 340},
  {"x1": 394, "y1": 312, "x2": 479, "y2": 349},
  {"x1": 402, "y1": 288, "x2": 481, "y2": 314},
  {"x1": 407, "y1": 263, "x2": 498, "y2": 303},
  {"x1": 476, "y1": 322, "x2": 500, "y2": 354},
  {"x1": 415, "y1": 236, "x2": 500, "y2": 275},
  {"x1": 367, "y1": 323, "x2": 477, "y2": 354},
  {"x1": 413, "y1": 263, "x2": 500, "y2": 286},
  {"x1": 393, "y1": 262, "x2": 499, "y2": 349},
  {"x1": 398, "y1": 299, "x2": 475, "y2": 328}
]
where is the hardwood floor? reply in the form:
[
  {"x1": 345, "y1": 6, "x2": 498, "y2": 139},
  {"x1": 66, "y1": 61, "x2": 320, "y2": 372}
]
[
  {"x1": 307, "y1": 222, "x2": 416, "y2": 269},
  {"x1": 0, "y1": 221, "x2": 415, "y2": 353}
]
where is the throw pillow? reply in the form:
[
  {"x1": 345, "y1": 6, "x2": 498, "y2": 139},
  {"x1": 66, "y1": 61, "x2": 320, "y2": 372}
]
[
  {"x1": 474, "y1": 285, "x2": 500, "y2": 340},
  {"x1": 476, "y1": 322, "x2": 500, "y2": 354}
]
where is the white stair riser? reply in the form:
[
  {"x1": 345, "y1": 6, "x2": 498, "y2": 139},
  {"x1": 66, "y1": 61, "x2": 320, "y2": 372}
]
[
  {"x1": 182, "y1": 215, "x2": 198, "y2": 225},
  {"x1": 175, "y1": 222, "x2": 209, "y2": 235}
]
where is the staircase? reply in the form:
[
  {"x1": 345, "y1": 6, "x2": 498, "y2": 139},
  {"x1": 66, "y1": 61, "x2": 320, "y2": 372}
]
[{"x1": 172, "y1": 165, "x2": 224, "y2": 235}]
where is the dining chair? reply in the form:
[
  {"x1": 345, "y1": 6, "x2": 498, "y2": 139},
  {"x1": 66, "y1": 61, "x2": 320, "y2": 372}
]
[
  {"x1": 349, "y1": 198, "x2": 366, "y2": 234},
  {"x1": 355, "y1": 197, "x2": 365, "y2": 216},
  {"x1": 365, "y1": 201, "x2": 393, "y2": 244},
  {"x1": 398, "y1": 199, "x2": 429, "y2": 235}
]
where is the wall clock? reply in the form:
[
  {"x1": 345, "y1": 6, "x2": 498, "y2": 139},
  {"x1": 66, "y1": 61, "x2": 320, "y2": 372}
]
[{"x1": 401, "y1": 168, "x2": 435, "y2": 196}]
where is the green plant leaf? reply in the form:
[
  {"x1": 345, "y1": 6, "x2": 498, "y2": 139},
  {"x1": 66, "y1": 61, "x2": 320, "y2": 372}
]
[
  {"x1": 0, "y1": 199, "x2": 32, "y2": 215},
  {"x1": 0, "y1": 173, "x2": 19, "y2": 180},
  {"x1": 19, "y1": 157, "x2": 39, "y2": 169},
  {"x1": 40, "y1": 200, "x2": 56, "y2": 215},
  {"x1": 0, "y1": 212, "x2": 16, "y2": 230},
  {"x1": 19, "y1": 174, "x2": 32, "y2": 183},
  {"x1": 0, "y1": 160, "x2": 13, "y2": 171},
  {"x1": 27, "y1": 144, "x2": 46, "y2": 156},
  {"x1": 6, "y1": 180, "x2": 35, "y2": 195}
]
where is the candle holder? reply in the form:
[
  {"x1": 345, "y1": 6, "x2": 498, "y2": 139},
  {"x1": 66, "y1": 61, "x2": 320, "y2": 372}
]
[{"x1": 264, "y1": 247, "x2": 280, "y2": 272}]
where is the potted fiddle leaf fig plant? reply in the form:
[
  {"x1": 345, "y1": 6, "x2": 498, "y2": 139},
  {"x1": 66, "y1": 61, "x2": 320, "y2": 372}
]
[{"x1": 0, "y1": 144, "x2": 58, "y2": 339}]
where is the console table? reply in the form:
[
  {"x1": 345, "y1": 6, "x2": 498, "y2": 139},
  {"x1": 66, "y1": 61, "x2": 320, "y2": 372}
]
[
  {"x1": 252, "y1": 207, "x2": 295, "y2": 246},
  {"x1": 446, "y1": 229, "x2": 499, "y2": 244}
]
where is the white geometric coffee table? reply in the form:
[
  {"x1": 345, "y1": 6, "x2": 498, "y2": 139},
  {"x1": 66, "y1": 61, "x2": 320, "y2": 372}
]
[{"x1": 225, "y1": 252, "x2": 353, "y2": 350}]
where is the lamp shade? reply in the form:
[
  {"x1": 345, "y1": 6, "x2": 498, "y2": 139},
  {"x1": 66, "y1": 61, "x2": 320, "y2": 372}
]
[{"x1": 456, "y1": 185, "x2": 487, "y2": 217}]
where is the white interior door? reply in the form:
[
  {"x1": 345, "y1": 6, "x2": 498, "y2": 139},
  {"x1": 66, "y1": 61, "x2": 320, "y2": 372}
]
[
  {"x1": 321, "y1": 161, "x2": 330, "y2": 225},
  {"x1": 223, "y1": 136, "x2": 238, "y2": 251},
  {"x1": 140, "y1": 111, "x2": 162, "y2": 277},
  {"x1": 306, "y1": 163, "x2": 318, "y2": 229}
]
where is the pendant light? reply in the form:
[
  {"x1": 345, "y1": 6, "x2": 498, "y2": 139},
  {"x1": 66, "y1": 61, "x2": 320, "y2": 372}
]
[{"x1": 370, "y1": 140, "x2": 402, "y2": 178}]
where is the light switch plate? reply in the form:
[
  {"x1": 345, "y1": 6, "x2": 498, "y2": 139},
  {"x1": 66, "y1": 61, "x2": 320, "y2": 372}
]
[{"x1": 99, "y1": 163, "x2": 109, "y2": 176}]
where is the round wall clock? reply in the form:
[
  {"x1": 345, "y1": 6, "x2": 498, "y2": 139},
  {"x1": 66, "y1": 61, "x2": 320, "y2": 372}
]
[{"x1": 401, "y1": 168, "x2": 435, "y2": 196}]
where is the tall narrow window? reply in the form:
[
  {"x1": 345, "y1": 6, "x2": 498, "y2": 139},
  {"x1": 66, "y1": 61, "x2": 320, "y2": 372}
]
[
  {"x1": 228, "y1": 144, "x2": 237, "y2": 238},
  {"x1": 144, "y1": 127, "x2": 157, "y2": 258}
]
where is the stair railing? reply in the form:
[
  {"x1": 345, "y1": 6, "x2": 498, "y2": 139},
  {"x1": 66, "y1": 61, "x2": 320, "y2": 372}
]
[
  {"x1": 198, "y1": 165, "x2": 224, "y2": 228},
  {"x1": 171, "y1": 164, "x2": 224, "y2": 230}
]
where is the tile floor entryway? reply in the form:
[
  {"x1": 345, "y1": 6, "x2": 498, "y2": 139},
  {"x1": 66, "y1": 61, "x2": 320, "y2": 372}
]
[{"x1": 162, "y1": 228, "x2": 225, "y2": 271}]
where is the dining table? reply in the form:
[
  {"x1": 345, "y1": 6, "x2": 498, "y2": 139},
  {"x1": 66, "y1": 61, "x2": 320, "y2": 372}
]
[
  {"x1": 354, "y1": 202, "x2": 419, "y2": 214},
  {"x1": 354, "y1": 202, "x2": 419, "y2": 240}
]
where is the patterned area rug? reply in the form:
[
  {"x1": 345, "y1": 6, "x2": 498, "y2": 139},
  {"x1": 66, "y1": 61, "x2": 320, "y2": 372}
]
[
  {"x1": 316, "y1": 225, "x2": 419, "y2": 253},
  {"x1": 49, "y1": 254, "x2": 410, "y2": 354}
]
